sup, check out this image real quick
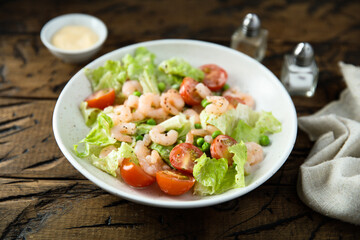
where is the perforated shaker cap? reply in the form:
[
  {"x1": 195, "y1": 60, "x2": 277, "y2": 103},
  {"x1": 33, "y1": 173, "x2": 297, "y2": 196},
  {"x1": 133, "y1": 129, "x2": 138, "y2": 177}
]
[
  {"x1": 293, "y1": 42, "x2": 314, "y2": 66},
  {"x1": 242, "y1": 13, "x2": 261, "y2": 37}
]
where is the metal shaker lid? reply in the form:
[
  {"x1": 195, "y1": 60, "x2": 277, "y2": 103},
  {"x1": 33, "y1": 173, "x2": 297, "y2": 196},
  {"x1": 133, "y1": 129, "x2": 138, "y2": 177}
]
[
  {"x1": 242, "y1": 13, "x2": 261, "y2": 37},
  {"x1": 293, "y1": 42, "x2": 314, "y2": 66}
]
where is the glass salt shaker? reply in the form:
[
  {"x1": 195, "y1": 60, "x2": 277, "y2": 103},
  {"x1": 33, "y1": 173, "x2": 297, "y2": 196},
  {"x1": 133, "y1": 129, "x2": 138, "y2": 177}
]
[
  {"x1": 281, "y1": 42, "x2": 319, "y2": 97},
  {"x1": 230, "y1": 13, "x2": 268, "y2": 62}
]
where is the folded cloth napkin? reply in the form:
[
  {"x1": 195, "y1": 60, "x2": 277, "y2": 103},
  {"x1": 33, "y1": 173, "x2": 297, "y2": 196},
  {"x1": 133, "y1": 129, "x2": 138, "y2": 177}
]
[{"x1": 297, "y1": 62, "x2": 360, "y2": 225}]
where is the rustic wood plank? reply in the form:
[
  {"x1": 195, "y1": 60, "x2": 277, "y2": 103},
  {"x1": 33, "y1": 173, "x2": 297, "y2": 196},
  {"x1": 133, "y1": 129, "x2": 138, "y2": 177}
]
[
  {"x1": 0, "y1": 179, "x2": 359, "y2": 240},
  {"x1": 0, "y1": 98, "x2": 83, "y2": 179}
]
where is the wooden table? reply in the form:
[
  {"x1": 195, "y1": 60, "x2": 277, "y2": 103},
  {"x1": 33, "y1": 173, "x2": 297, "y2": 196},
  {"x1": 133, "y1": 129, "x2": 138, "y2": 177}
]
[{"x1": 1, "y1": 0, "x2": 359, "y2": 239}]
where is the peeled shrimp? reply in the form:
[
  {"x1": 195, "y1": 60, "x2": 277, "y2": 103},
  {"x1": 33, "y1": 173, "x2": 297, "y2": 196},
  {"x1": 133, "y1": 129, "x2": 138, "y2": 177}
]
[
  {"x1": 122, "y1": 80, "x2": 142, "y2": 97},
  {"x1": 183, "y1": 109, "x2": 200, "y2": 124},
  {"x1": 142, "y1": 150, "x2": 170, "y2": 176},
  {"x1": 245, "y1": 142, "x2": 264, "y2": 166},
  {"x1": 124, "y1": 95, "x2": 145, "y2": 121},
  {"x1": 149, "y1": 125, "x2": 178, "y2": 146},
  {"x1": 185, "y1": 129, "x2": 209, "y2": 144},
  {"x1": 195, "y1": 83, "x2": 212, "y2": 99},
  {"x1": 204, "y1": 135, "x2": 213, "y2": 144},
  {"x1": 138, "y1": 93, "x2": 168, "y2": 120},
  {"x1": 223, "y1": 88, "x2": 255, "y2": 109},
  {"x1": 134, "y1": 137, "x2": 169, "y2": 176},
  {"x1": 107, "y1": 105, "x2": 132, "y2": 125},
  {"x1": 160, "y1": 89, "x2": 185, "y2": 115},
  {"x1": 110, "y1": 123, "x2": 136, "y2": 142},
  {"x1": 205, "y1": 96, "x2": 229, "y2": 115},
  {"x1": 205, "y1": 124, "x2": 220, "y2": 134}
]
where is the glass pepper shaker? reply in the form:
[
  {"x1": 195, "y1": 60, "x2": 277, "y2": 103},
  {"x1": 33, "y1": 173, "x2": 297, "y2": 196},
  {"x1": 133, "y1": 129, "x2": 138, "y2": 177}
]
[
  {"x1": 230, "y1": 13, "x2": 268, "y2": 62},
  {"x1": 280, "y1": 42, "x2": 319, "y2": 97}
]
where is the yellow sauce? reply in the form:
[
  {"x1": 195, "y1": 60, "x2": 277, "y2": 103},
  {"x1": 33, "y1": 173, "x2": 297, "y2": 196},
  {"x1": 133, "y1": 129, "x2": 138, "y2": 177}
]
[{"x1": 51, "y1": 25, "x2": 99, "y2": 51}]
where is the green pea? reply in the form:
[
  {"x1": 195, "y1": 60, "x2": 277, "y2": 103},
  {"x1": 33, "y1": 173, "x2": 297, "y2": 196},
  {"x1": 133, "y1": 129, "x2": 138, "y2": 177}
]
[
  {"x1": 201, "y1": 142, "x2": 211, "y2": 152},
  {"x1": 171, "y1": 84, "x2": 180, "y2": 90},
  {"x1": 223, "y1": 83, "x2": 230, "y2": 91},
  {"x1": 135, "y1": 135, "x2": 143, "y2": 141},
  {"x1": 259, "y1": 135, "x2": 270, "y2": 146},
  {"x1": 146, "y1": 118, "x2": 157, "y2": 125},
  {"x1": 133, "y1": 91, "x2": 141, "y2": 97},
  {"x1": 211, "y1": 130, "x2": 222, "y2": 139},
  {"x1": 158, "y1": 82, "x2": 166, "y2": 92},
  {"x1": 201, "y1": 99, "x2": 210, "y2": 108},
  {"x1": 196, "y1": 137, "x2": 205, "y2": 147},
  {"x1": 194, "y1": 123, "x2": 202, "y2": 129}
]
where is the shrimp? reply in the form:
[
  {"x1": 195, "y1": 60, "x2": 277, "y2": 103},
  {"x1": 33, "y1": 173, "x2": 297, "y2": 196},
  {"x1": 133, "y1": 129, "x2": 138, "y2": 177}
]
[
  {"x1": 223, "y1": 88, "x2": 255, "y2": 109},
  {"x1": 195, "y1": 83, "x2": 212, "y2": 99},
  {"x1": 122, "y1": 80, "x2": 142, "y2": 97},
  {"x1": 160, "y1": 89, "x2": 185, "y2": 115},
  {"x1": 183, "y1": 109, "x2": 200, "y2": 124},
  {"x1": 205, "y1": 96, "x2": 229, "y2": 115},
  {"x1": 205, "y1": 124, "x2": 220, "y2": 134},
  {"x1": 185, "y1": 129, "x2": 209, "y2": 144},
  {"x1": 99, "y1": 145, "x2": 117, "y2": 158},
  {"x1": 138, "y1": 93, "x2": 168, "y2": 120},
  {"x1": 141, "y1": 150, "x2": 170, "y2": 176},
  {"x1": 245, "y1": 142, "x2": 264, "y2": 166},
  {"x1": 108, "y1": 105, "x2": 132, "y2": 125},
  {"x1": 124, "y1": 95, "x2": 145, "y2": 121},
  {"x1": 134, "y1": 136, "x2": 169, "y2": 176},
  {"x1": 111, "y1": 123, "x2": 136, "y2": 142},
  {"x1": 149, "y1": 125, "x2": 178, "y2": 146}
]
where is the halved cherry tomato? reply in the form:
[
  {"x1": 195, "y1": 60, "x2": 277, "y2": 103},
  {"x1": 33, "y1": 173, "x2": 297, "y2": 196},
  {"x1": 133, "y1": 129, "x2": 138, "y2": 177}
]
[
  {"x1": 169, "y1": 143, "x2": 203, "y2": 173},
  {"x1": 200, "y1": 64, "x2": 228, "y2": 91},
  {"x1": 179, "y1": 77, "x2": 202, "y2": 106},
  {"x1": 120, "y1": 158, "x2": 155, "y2": 187},
  {"x1": 85, "y1": 88, "x2": 115, "y2": 110},
  {"x1": 156, "y1": 170, "x2": 195, "y2": 196},
  {"x1": 210, "y1": 135, "x2": 237, "y2": 163}
]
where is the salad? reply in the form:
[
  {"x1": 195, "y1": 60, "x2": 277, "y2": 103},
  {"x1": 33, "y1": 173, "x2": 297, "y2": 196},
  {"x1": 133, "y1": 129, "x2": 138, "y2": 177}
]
[{"x1": 74, "y1": 47, "x2": 281, "y2": 196}]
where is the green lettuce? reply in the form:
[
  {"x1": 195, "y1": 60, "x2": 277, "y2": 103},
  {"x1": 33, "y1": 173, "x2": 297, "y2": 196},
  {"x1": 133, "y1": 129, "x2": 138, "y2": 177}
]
[
  {"x1": 200, "y1": 104, "x2": 281, "y2": 143},
  {"x1": 74, "y1": 113, "x2": 116, "y2": 157},
  {"x1": 158, "y1": 58, "x2": 204, "y2": 81},
  {"x1": 90, "y1": 142, "x2": 138, "y2": 177},
  {"x1": 158, "y1": 113, "x2": 192, "y2": 140},
  {"x1": 193, "y1": 142, "x2": 247, "y2": 195},
  {"x1": 84, "y1": 60, "x2": 127, "y2": 93},
  {"x1": 80, "y1": 101, "x2": 101, "y2": 127},
  {"x1": 139, "y1": 66, "x2": 160, "y2": 94}
]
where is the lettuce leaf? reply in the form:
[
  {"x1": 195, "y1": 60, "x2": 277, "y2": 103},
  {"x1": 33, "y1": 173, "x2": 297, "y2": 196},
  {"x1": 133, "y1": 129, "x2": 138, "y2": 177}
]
[
  {"x1": 158, "y1": 113, "x2": 192, "y2": 140},
  {"x1": 84, "y1": 60, "x2": 127, "y2": 93},
  {"x1": 200, "y1": 104, "x2": 281, "y2": 144},
  {"x1": 74, "y1": 113, "x2": 116, "y2": 157},
  {"x1": 158, "y1": 58, "x2": 204, "y2": 81},
  {"x1": 80, "y1": 101, "x2": 101, "y2": 127},
  {"x1": 90, "y1": 142, "x2": 138, "y2": 177},
  {"x1": 193, "y1": 142, "x2": 247, "y2": 195}
]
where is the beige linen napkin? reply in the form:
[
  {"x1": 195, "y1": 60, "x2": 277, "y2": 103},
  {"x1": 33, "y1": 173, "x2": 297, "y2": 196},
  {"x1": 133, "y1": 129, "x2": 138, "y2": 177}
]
[{"x1": 297, "y1": 62, "x2": 360, "y2": 225}]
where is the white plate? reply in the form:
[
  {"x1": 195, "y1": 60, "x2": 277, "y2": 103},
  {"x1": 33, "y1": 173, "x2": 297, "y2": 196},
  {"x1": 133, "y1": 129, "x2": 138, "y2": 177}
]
[{"x1": 53, "y1": 39, "x2": 297, "y2": 208}]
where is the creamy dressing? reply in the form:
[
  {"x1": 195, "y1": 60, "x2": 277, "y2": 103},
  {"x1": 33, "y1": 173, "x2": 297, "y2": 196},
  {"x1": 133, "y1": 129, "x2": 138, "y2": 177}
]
[{"x1": 51, "y1": 25, "x2": 99, "y2": 51}]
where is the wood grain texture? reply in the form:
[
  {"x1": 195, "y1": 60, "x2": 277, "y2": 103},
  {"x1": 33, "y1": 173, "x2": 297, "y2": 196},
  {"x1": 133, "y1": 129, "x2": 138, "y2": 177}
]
[{"x1": 1, "y1": 0, "x2": 360, "y2": 239}]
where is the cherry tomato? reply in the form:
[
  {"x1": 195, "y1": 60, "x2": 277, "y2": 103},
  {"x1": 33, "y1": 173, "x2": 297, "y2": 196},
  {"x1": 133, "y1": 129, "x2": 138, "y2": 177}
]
[
  {"x1": 210, "y1": 135, "x2": 237, "y2": 163},
  {"x1": 200, "y1": 64, "x2": 228, "y2": 91},
  {"x1": 120, "y1": 158, "x2": 155, "y2": 188},
  {"x1": 85, "y1": 88, "x2": 115, "y2": 110},
  {"x1": 156, "y1": 170, "x2": 195, "y2": 196},
  {"x1": 224, "y1": 95, "x2": 245, "y2": 108},
  {"x1": 169, "y1": 143, "x2": 203, "y2": 173},
  {"x1": 179, "y1": 77, "x2": 202, "y2": 106}
]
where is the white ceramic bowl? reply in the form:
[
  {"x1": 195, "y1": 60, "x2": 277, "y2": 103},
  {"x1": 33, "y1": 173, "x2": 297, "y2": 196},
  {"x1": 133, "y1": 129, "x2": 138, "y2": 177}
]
[
  {"x1": 53, "y1": 39, "x2": 297, "y2": 208},
  {"x1": 40, "y1": 13, "x2": 107, "y2": 63}
]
